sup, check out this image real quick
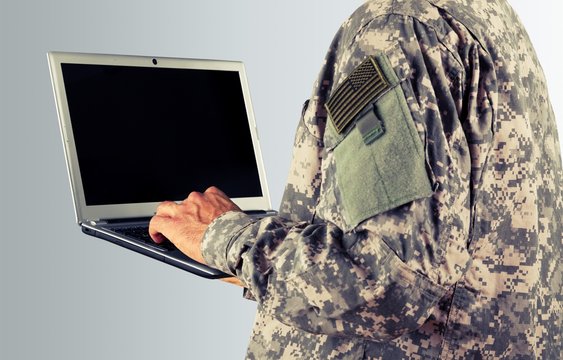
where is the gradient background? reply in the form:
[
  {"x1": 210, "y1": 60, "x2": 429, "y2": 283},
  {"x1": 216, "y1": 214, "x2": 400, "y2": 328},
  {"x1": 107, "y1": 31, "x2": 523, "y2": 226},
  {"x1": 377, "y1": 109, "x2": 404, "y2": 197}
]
[{"x1": 1, "y1": 1, "x2": 561, "y2": 359}]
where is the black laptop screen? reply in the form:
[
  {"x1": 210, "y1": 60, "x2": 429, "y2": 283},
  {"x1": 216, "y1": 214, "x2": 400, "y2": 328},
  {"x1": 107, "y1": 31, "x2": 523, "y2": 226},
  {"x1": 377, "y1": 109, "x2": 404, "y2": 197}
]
[{"x1": 61, "y1": 63, "x2": 263, "y2": 206}]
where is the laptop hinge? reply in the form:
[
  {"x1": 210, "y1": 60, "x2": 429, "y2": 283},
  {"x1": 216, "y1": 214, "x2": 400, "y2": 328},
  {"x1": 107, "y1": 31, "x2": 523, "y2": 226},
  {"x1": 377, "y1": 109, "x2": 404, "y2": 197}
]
[{"x1": 82, "y1": 219, "x2": 105, "y2": 226}]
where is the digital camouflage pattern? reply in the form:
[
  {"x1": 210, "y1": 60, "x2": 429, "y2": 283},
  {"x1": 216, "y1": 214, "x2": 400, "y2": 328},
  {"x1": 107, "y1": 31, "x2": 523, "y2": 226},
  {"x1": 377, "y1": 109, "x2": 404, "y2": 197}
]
[{"x1": 201, "y1": 0, "x2": 562, "y2": 358}]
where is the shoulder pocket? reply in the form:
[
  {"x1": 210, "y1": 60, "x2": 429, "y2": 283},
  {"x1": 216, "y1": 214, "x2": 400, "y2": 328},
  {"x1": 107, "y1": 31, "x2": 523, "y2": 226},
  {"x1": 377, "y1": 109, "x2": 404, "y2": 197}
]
[{"x1": 324, "y1": 47, "x2": 432, "y2": 231}]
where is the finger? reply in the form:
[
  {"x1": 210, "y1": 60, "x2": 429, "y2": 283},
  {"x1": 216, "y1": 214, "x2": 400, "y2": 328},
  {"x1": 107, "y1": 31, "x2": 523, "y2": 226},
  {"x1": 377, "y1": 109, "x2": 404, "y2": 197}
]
[
  {"x1": 184, "y1": 191, "x2": 204, "y2": 204},
  {"x1": 148, "y1": 215, "x2": 172, "y2": 244},
  {"x1": 155, "y1": 201, "x2": 179, "y2": 217},
  {"x1": 205, "y1": 186, "x2": 226, "y2": 197},
  {"x1": 203, "y1": 186, "x2": 240, "y2": 210}
]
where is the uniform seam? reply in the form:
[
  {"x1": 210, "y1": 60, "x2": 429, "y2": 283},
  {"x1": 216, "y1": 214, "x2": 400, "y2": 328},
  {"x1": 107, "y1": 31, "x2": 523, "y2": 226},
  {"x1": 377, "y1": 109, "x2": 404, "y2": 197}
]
[
  {"x1": 345, "y1": 13, "x2": 467, "y2": 119},
  {"x1": 224, "y1": 218, "x2": 259, "y2": 272},
  {"x1": 439, "y1": 283, "x2": 463, "y2": 359},
  {"x1": 301, "y1": 100, "x2": 326, "y2": 142},
  {"x1": 346, "y1": 12, "x2": 464, "y2": 74},
  {"x1": 302, "y1": 118, "x2": 325, "y2": 142}
]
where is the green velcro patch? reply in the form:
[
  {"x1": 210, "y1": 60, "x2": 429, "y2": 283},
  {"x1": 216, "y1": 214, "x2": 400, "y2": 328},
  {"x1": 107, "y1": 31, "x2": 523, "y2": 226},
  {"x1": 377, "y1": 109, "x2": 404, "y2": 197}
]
[
  {"x1": 324, "y1": 50, "x2": 433, "y2": 231},
  {"x1": 333, "y1": 84, "x2": 433, "y2": 230},
  {"x1": 325, "y1": 57, "x2": 390, "y2": 134}
]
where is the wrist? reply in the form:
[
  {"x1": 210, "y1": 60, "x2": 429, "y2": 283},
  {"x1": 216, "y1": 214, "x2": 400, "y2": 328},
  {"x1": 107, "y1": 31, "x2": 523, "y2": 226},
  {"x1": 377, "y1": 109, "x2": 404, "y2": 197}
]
[{"x1": 200, "y1": 211, "x2": 255, "y2": 274}]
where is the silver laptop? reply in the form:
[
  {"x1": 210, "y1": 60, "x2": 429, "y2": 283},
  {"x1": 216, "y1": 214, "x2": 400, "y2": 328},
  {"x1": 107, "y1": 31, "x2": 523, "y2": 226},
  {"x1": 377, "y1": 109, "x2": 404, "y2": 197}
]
[{"x1": 48, "y1": 51, "x2": 276, "y2": 279}]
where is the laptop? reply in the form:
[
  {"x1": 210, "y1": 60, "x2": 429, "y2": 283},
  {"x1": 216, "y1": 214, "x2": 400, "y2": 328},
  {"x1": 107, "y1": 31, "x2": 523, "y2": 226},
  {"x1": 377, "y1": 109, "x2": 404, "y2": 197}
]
[{"x1": 48, "y1": 51, "x2": 276, "y2": 279}]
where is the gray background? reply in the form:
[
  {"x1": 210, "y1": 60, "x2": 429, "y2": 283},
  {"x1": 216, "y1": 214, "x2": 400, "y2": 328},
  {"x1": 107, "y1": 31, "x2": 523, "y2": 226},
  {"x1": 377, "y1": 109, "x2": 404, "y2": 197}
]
[{"x1": 0, "y1": 1, "x2": 561, "y2": 359}]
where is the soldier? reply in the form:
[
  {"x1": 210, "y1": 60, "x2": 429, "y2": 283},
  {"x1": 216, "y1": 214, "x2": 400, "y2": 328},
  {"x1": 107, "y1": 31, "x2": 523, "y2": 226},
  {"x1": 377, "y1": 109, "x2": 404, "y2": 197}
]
[{"x1": 149, "y1": 0, "x2": 562, "y2": 358}]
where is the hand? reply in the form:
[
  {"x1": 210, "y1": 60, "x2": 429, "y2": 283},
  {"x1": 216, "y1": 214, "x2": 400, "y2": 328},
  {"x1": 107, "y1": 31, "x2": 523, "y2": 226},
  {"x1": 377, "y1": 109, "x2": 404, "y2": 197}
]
[{"x1": 148, "y1": 186, "x2": 240, "y2": 266}]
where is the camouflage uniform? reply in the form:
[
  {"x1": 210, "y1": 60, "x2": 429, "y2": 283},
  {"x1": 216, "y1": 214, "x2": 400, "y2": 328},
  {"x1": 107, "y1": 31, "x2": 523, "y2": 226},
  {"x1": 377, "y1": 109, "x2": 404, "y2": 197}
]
[{"x1": 202, "y1": 0, "x2": 562, "y2": 358}]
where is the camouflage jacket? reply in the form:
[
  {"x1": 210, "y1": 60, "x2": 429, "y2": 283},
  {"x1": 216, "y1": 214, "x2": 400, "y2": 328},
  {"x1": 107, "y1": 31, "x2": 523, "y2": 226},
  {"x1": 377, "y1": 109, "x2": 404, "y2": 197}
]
[{"x1": 202, "y1": 0, "x2": 562, "y2": 358}]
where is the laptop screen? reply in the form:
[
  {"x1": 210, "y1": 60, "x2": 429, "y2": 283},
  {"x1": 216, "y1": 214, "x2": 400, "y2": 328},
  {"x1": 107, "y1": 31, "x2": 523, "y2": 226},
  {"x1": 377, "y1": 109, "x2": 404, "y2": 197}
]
[{"x1": 61, "y1": 63, "x2": 263, "y2": 206}]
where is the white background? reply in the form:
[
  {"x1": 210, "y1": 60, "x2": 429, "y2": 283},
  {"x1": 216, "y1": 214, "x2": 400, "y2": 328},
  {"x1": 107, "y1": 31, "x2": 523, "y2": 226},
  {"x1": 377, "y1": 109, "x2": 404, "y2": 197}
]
[{"x1": 0, "y1": 1, "x2": 560, "y2": 359}]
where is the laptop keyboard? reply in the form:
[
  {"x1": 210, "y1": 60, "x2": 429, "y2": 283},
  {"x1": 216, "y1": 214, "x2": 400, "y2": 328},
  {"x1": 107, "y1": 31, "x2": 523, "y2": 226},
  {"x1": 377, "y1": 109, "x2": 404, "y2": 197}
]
[{"x1": 111, "y1": 226, "x2": 176, "y2": 252}]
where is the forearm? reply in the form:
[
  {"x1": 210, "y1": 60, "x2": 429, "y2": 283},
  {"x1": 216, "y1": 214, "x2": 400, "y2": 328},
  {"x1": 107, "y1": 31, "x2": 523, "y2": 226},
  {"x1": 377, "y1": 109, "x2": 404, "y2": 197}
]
[
  {"x1": 201, "y1": 209, "x2": 452, "y2": 341},
  {"x1": 201, "y1": 211, "x2": 300, "y2": 294}
]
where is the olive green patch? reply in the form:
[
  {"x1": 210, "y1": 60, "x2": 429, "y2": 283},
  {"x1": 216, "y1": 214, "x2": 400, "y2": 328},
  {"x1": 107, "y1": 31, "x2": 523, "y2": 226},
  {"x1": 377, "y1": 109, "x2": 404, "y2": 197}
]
[{"x1": 330, "y1": 54, "x2": 432, "y2": 231}]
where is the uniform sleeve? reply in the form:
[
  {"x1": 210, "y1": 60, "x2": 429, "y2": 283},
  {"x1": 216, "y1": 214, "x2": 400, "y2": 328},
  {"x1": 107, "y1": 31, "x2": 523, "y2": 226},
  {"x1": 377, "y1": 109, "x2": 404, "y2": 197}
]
[{"x1": 201, "y1": 14, "x2": 478, "y2": 341}]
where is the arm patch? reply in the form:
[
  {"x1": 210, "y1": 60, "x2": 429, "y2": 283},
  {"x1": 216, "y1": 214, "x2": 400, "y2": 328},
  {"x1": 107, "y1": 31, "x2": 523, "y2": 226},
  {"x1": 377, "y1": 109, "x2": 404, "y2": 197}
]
[{"x1": 324, "y1": 50, "x2": 433, "y2": 230}]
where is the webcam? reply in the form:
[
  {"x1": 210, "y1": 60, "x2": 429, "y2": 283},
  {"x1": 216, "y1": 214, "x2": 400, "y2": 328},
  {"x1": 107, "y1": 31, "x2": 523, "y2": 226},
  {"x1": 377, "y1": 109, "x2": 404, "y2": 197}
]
[{"x1": 152, "y1": 58, "x2": 158, "y2": 65}]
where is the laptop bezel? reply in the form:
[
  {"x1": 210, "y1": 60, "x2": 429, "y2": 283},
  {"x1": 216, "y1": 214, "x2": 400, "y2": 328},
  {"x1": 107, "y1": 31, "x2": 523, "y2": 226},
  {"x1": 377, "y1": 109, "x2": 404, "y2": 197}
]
[{"x1": 48, "y1": 51, "x2": 273, "y2": 223}]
